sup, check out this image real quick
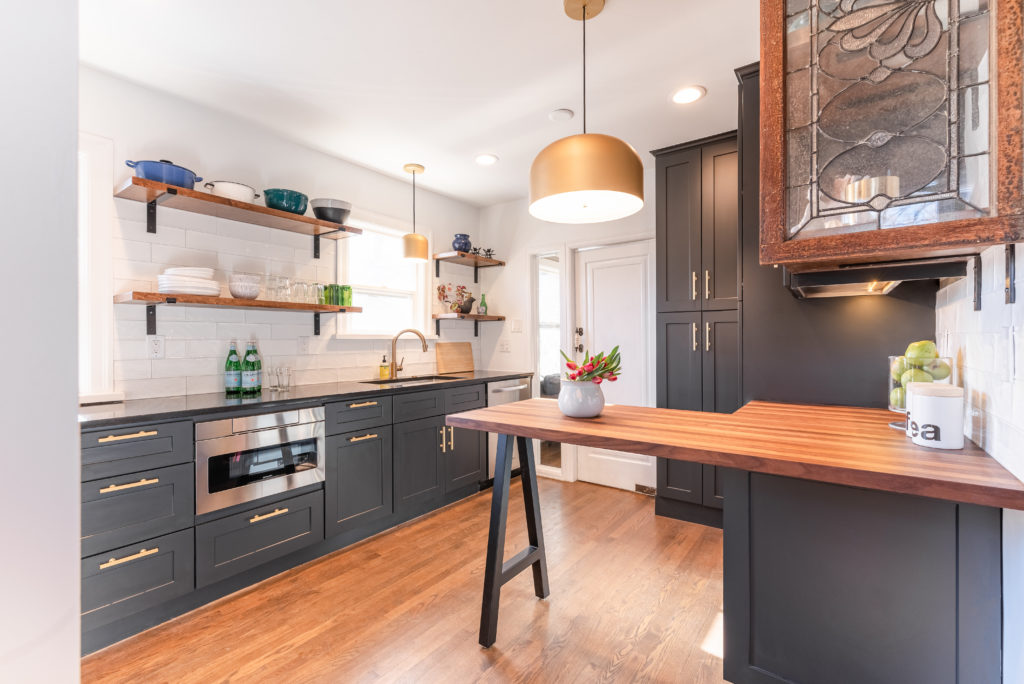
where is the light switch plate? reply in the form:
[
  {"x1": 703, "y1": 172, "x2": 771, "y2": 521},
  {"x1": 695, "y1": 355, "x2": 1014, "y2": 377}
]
[
  {"x1": 512, "y1": 319, "x2": 523, "y2": 333},
  {"x1": 147, "y1": 335, "x2": 165, "y2": 359},
  {"x1": 499, "y1": 339, "x2": 512, "y2": 353},
  {"x1": 297, "y1": 336, "x2": 311, "y2": 355}
]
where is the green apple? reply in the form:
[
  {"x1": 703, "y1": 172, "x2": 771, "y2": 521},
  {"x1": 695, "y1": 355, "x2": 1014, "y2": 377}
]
[
  {"x1": 890, "y1": 356, "x2": 909, "y2": 381},
  {"x1": 905, "y1": 340, "x2": 938, "y2": 366},
  {"x1": 901, "y1": 368, "x2": 933, "y2": 387},
  {"x1": 922, "y1": 358, "x2": 951, "y2": 381},
  {"x1": 889, "y1": 387, "x2": 906, "y2": 410}
]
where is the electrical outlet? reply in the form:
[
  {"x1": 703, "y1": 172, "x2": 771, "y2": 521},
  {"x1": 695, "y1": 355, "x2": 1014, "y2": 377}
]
[
  {"x1": 297, "y1": 336, "x2": 311, "y2": 355},
  {"x1": 499, "y1": 339, "x2": 512, "y2": 353},
  {"x1": 512, "y1": 319, "x2": 523, "y2": 333},
  {"x1": 147, "y1": 335, "x2": 165, "y2": 359}
]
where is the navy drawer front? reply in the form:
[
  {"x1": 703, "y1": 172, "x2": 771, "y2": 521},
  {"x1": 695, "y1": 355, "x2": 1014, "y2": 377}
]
[
  {"x1": 81, "y1": 420, "x2": 193, "y2": 481},
  {"x1": 393, "y1": 390, "x2": 445, "y2": 422},
  {"x1": 81, "y1": 462, "x2": 194, "y2": 557},
  {"x1": 325, "y1": 396, "x2": 392, "y2": 435},
  {"x1": 81, "y1": 528, "x2": 194, "y2": 632},
  {"x1": 195, "y1": 490, "x2": 324, "y2": 588},
  {"x1": 444, "y1": 384, "x2": 486, "y2": 412}
]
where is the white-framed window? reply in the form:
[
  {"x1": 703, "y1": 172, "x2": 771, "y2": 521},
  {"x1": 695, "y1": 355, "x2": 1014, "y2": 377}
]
[
  {"x1": 336, "y1": 217, "x2": 431, "y2": 337},
  {"x1": 78, "y1": 132, "x2": 121, "y2": 403}
]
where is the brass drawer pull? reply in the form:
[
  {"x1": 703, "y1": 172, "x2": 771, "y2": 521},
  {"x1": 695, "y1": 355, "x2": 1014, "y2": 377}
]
[
  {"x1": 100, "y1": 547, "x2": 158, "y2": 570},
  {"x1": 97, "y1": 429, "x2": 157, "y2": 444},
  {"x1": 250, "y1": 508, "x2": 289, "y2": 524},
  {"x1": 348, "y1": 401, "x2": 378, "y2": 408},
  {"x1": 705, "y1": 270, "x2": 711, "y2": 300},
  {"x1": 705, "y1": 322, "x2": 712, "y2": 352},
  {"x1": 448, "y1": 426, "x2": 454, "y2": 450},
  {"x1": 100, "y1": 477, "x2": 159, "y2": 494},
  {"x1": 439, "y1": 428, "x2": 447, "y2": 453},
  {"x1": 691, "y1": 271, "x2": 698, "y2": 300},
  {"x1": 692, "y1": 322, "x2": 698, "y2": 351},
  {"x1": 349, "y1": 433, "x2": 378, "y2": 442}
]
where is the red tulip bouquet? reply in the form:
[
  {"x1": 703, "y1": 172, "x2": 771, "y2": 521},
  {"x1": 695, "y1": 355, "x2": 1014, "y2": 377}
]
[{"x1": 560, "y1": 346, "x2": 622, "y2": 384}]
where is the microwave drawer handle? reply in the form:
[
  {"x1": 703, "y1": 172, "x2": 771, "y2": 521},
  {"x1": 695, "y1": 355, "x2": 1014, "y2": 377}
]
[
  {"x1": 100, "y1": 547, "x2": 158, "y2": 570},
  {"x1": 491, "y1": 385, "x2": 528, "y2": 393},
  {"x1": 97, "y1": 429, "x2": 158, "y2": 444},
  {"x1": 249, "y1": 508, "x2": 289, "y2": 524},
  {"x1": 349, "y1": 433, "x2": 378, "y2": 442},
  {"x1": 100, "y1": 477, "x2": 159, "y2": 494},
  {"x1": 348, "y1": 401, "x2": 378, "y2": 408}
]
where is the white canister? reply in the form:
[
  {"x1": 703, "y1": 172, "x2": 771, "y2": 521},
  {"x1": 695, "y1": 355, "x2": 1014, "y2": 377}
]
[{"x1": 905, "y1": 382, "x2": 965, "y2": 450}]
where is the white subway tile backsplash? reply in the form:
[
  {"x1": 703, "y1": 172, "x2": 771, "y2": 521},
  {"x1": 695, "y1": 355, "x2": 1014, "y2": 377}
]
[
  {"x1": 114, "y1": 360, "x2": 151, "y2": 380},
  {"x1": 118, "y1": 377, "x2": 187, "y2": 400}
]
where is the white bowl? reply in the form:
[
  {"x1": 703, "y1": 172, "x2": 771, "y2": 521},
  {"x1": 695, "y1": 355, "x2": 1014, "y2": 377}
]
[
  {"x1": 229, "y1": 282, "x2": 261, "y2": 299},
  {"x1": 230, "y1": 273, "x2": 262, "y2": 285}
]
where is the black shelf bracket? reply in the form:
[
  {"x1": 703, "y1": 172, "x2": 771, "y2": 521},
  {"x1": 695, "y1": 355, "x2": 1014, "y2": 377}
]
[
  {"x1": 435, "y1": 260, "x2": 441, "y2": 278},
  {"x1": 146, "y1": 188, "x2": 178, "y2": 233},
  {"x1": 313, "y1": 313, "x2": 321, "y2": 336},
  {"x1": 474, "y1": 264, "x2": 479, "y2": 284},
  {"x1": 146, "y1": 305, "x2": 157, "y2": 335},
  {"x1": 1006, "y1": 244, "x2": 1017, "y2": 305},
  {"x1": 474, "y1": 320, "x2": 479, "y2": 337},
  {"x1": 435, "y1": 319, "x2": 441, "y2": 336},
  {"x1": 973, "y1": 254, "x2": 983, "y2": 311},
  {"x1": 313, "y1": 228, "x2": 345, "y2": 260}
]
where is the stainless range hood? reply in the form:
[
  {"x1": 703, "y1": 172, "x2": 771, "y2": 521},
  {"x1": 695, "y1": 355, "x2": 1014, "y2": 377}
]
[{"x1": 786, "y1": 257, "x2": 970, "y2": 299}]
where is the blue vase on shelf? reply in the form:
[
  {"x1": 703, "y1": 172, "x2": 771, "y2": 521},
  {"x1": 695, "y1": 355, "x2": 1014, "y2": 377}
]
[{"x1": 452, "y1": 233, "x2": 472, "y2": 252}]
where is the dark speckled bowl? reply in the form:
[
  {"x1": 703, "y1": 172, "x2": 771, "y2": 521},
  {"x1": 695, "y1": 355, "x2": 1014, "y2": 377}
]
[{"x1": 263, "y1": 188, "x2": 308, "y2": 215}]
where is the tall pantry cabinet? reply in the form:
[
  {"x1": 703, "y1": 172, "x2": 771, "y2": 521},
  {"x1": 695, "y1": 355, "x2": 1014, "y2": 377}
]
[{"x1": 652, "y1": 132, "x2": 741, "y2": 527}]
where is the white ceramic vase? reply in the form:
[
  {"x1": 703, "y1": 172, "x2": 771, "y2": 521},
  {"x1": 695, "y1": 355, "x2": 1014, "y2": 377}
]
[{"x1": 558, "y1": 379, "x2": 605, "y2": 418}]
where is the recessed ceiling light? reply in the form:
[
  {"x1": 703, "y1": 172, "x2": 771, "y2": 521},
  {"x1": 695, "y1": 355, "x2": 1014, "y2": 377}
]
[
  {"x1": 475, "y1": 153, "x2": 499, "y2": 166},
  {"x1": 549, "y1": 108, "x2": 575, "y2": 122},
  {"x1": 672, "y1": 85, "x2": 707, "y2": 104}
]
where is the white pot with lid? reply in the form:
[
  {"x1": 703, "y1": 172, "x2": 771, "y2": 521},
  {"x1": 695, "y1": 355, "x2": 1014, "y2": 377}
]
[{"x1": 203, "y1": 181, "x2": 260, "y2": 203}]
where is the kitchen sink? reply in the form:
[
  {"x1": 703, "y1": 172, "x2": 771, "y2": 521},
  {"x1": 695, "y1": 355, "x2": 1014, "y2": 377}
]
[{"x1": 359, "y1": 375, "x2": 452, "y2": 385}]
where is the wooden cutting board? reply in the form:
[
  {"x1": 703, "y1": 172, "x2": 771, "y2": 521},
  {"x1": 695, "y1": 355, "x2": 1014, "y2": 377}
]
[{"x1": 436, "y1": 342, "x2": 474, "y2": 375}]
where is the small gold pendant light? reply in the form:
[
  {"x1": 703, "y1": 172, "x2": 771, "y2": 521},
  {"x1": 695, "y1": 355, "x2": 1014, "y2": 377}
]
[
  {"x1": 529, "y1": 0, "x2": 644, "y2": 224},
  {"x1": 403, "y1": 163, "x2": 429, "y2": 261}
]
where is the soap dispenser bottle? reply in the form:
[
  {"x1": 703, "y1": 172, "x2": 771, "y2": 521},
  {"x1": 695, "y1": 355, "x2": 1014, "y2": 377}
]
[{"x1": 379, "y1": 354, "x2": 390, "y2": 380}]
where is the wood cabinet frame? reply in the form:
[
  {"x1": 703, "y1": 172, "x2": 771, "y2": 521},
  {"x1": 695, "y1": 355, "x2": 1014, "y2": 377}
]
[{"x1": 759, "y1": 0, "x2": 1024, "y2": 269}]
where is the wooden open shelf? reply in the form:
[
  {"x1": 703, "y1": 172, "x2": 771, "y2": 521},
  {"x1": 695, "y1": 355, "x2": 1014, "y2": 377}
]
[
  {"x1": 432, "y1": 312, "x2": 505, "y2": 337},
  {"x1": 115, "y1": 177, "x2": 361, "y2": 257},
  {"x1": 115, "y1": 291, "x2": 361, "y2": 336},
  {"x1": 433, "y1": 251, "x2": 505, "y2": 283}
]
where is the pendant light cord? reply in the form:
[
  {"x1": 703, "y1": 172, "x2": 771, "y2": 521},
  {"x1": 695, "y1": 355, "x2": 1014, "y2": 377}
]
[
  {"x1": 582, "y1": 4, "x2": 587, "y2": 135},
  {"x1": 412, "y1": 171, "x2": 417, "y2": 234}
]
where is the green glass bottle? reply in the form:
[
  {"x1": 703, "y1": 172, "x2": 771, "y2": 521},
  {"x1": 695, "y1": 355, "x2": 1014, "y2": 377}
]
[
  {"x1": 224, "y1": 342, "x2": 242, "y2": 395},
  {"x1": 252, "y1": 342, "x2": 263, "y2": 394},
  {"x1": 241, "y1": 343, "x2": 259, "y2": 395},
  {"x1": 478, "y1": 293, "x2": 488, "y2": 315}
]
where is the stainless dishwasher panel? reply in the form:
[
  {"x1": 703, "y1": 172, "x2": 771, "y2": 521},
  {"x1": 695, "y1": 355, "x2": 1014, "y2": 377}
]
[{"x1": 486, "y1": 378, "x2": 531, "y2": 478}]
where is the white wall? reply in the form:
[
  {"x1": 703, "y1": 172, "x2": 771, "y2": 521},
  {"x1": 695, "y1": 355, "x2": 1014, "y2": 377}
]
[
  {"x1": 935, "y1": 243, "x2": 1024, "y2": 682},
  {"x1": 0, "y1": 0, "x2": 81, "y2": 680},
  {"x1": 474, "y1": 166, "x2": 656, "y2": 376},
  {"x1": 81, "y1": 67, "x2": 484, "y2": 399}
]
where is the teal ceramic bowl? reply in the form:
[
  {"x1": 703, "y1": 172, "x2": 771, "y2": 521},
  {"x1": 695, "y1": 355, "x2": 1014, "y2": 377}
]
[{"x1": 263, "y1": 188, "x2": 308, "y2": 215}]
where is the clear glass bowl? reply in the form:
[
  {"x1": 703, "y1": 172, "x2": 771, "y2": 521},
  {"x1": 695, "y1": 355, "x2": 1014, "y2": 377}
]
[{"x1": 888, "y1": 354, "x2": 954, "y2": 414}]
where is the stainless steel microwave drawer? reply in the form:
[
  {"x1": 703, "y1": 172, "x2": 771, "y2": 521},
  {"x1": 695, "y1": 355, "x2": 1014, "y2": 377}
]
[
  {"x1": 324, "y1": 395, "x2": 393, "y2": 435},
  {"x1": 195, "y1": 490, "x2": 324, "y2": 588},
  {"x1": 81, "y1": 420, "x2": 193, "y2": 482},
  {"x1": 81, "y1": 462, "x2": 194, "y2": 558},
  {"x1": 81, "y1": 528, "x2": 194, "y2": 632}
]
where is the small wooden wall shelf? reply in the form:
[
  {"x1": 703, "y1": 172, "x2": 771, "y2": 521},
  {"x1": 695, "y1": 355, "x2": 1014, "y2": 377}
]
[
  {"x1": 433, "y1": 251, "x2": 505, "y2": 283},
  {"x1": 115, "y1": 291, "x2": 362, "y2": 336},
  {"x1": 432, "y1": 312, "x2": 505, "y2": 337},
  {"x1": 114, "y1": 177, "x2": 362, "y2": 258}
]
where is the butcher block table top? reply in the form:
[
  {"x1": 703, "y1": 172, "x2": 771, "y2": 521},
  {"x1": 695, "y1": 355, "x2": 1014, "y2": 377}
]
[{"x1": 447, "y1": 399, "x2": 1024, "y2": 511}]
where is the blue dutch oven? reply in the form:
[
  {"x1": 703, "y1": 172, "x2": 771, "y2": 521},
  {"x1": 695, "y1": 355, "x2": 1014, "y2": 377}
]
[{"x1": 125, "y1": 159, "x2": 202, "y2": 189}]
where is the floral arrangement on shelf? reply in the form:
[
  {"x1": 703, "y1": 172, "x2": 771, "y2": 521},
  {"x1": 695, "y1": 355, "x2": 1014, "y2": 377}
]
[
  {"x1": 560, "y1": 346, "x2": 622, "y2": 384},
  {"x1": 436, "y1": 282, "x2": 472, "y2": 312}
]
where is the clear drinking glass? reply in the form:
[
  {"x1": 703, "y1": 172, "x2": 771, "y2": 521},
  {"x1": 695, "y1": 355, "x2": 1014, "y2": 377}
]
[
  {"x1": 279, "y1": 367, "x2": 292, "y2": 389},
  {"x1": 315, "y1": 283, "x2": 325, "y2": 305},
  {"x1": 265, "y1": 367, "x2": 280, "y2": 391}
]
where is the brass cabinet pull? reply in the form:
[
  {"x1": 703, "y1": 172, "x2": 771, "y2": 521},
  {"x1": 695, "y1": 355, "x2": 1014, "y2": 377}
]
[
  {"x1": 705, "y1": 322, "x2": 712, "y2": 352},
  {"x1": 97, "y1": 429, "x2": 157, "y2": 444},
  {"x1": 100, "y1": 477, "x2": 159, "y2": 494},
  {"x1": 691, "y1": 271, "x2": 698, "y2": 300},
  {"x1": 349, "y1": 433, "x2": 378, "y2": 442},
  {"x1": 448, "y1": 426, "x2": 455, "y2": 450},
  {"x1": 692, "y1": 322, "x2": 698, "y2": 351},
  {"x1": 705, "y1": 270, "x2": 711, "y2": 300},
  {"x1": 249, "y1": 508, "x2": 288, "y2": 524},
  {"x1": 100, "y1": 547, "x2": 158, "y2": 570},
  {"x1": 439, "y1": 428, "x2": 447, "y2": 453},
  {"x1": 348, "y1": 401, "x2": 378, "y2": 408}
]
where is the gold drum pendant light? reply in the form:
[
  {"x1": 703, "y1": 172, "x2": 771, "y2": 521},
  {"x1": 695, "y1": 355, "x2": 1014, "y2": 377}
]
[
  {"x1": 529, "y1": 0, "x2": 643, "y2": 224},
  {"x1": 403, "y1": 163, "x2": 428, "y2": 261}
]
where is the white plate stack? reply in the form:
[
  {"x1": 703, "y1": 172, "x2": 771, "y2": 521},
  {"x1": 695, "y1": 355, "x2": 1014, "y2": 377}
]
[{"x1": 158, "y1": 267, "x2": 221, "y2": 296}]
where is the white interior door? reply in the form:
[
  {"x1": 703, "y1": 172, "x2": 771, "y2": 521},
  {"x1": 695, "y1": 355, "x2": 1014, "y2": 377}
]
[{"x1": 573, "y1": 240, "x2": 655, "y2": 491}]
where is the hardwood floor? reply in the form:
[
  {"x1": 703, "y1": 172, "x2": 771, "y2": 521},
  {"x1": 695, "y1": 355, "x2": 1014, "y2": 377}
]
[{"x1": 82, "y1": 480, "x2": 725, "y2": 684}]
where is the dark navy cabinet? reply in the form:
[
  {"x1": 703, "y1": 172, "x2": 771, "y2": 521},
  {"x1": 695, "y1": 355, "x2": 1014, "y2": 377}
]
[
  {"x1": 445, "y1": 426, "x2": 485, "y2": 493},
  {"x1": 325, "y1": 427, "x2": 394, "y2": 537},
  {"x1": 393, "y1": 415, "x2": 447, "y2": 513}
]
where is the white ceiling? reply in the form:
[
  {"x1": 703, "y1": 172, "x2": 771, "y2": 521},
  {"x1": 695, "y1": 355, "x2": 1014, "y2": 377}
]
[{"x1": 80, "y1": 0, "x2": 759, "y2": 207}]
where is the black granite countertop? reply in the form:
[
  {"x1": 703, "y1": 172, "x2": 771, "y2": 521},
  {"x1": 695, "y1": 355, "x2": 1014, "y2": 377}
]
[{"x1": 78, "y1": 370, "x2": 533, "y2": 430}]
